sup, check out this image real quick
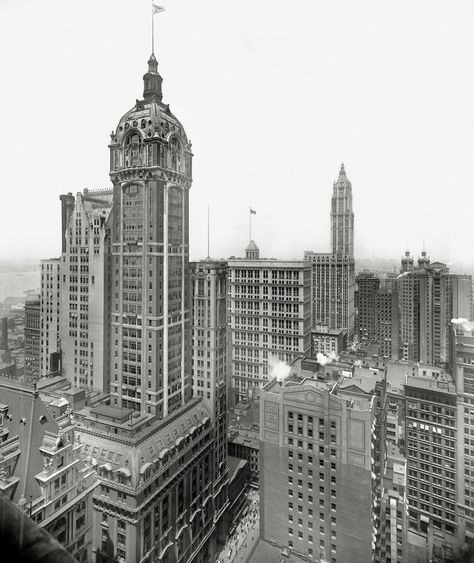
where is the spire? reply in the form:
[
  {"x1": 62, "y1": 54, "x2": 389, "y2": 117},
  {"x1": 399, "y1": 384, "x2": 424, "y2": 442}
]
[
  {"x1": 339, "y1": 162, "x2": 346, "y2": 178},
  {"x1": 143, "y1": 53, "x2": 163, "y2": 102}
]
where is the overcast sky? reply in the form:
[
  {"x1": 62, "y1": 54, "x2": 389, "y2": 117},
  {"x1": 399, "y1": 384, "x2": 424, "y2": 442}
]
[{"x1": 1, "y1": 0, "x2": 473, "y2": 267}]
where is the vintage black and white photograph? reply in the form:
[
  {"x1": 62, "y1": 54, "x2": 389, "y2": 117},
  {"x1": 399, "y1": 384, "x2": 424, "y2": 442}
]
[{"x1": 0, "y1": 1, "x2": 473, "y2": 562}]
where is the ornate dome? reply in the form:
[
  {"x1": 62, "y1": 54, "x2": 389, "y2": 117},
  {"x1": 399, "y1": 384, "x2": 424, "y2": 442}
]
[{"x1": 109, "y1": 54, "x2": 190, "y2": 151}]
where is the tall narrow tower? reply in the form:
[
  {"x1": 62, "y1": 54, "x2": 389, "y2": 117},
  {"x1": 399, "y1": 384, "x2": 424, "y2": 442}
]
[
  {"x1": 108, "y1": 53, "x2": 193, "y2": 419},
  {"x1": 331, "y1": 163, "x2": 354, "y2": 257}
]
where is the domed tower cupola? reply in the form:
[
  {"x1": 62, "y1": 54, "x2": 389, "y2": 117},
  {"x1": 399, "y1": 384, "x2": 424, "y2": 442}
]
[{"x1": 143, "y1": 53, "x2": 163, "y2": 102}]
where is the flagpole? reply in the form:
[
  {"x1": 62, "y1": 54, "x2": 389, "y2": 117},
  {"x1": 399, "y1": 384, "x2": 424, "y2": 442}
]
[
  {"x1": 151, "y1": 0, "x2": 155, "y2": 53},
  {"x1": 249, "y1": 208, "x2": 252, "y2": 242},
  {"x1": 207, "y1": 204, "x2": 210, "y2": 259}
]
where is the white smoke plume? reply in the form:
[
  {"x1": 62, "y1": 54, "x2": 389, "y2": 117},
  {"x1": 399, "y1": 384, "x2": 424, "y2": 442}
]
[
  {"x1": 451, "y1": 318, "x2": 474, "y2": 332},
  {"x1": 269, "y1": 355, "x2": 291, "y2": 382},
  {"x1": 316, "y1": 350, "x2": 339, "y2": 366},
  {"x1": 397, "y1": 271, "x2": 410, "y2": 279}
]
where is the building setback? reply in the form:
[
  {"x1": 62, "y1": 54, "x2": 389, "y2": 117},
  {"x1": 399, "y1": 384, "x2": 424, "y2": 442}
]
[
  {"x1": 59, "y1": 188, "x2": 113, "y2": 393},
  {"x1": 227, "y1": 253, "x2": 311, "y2": 402},
  {"x1": 40, "y1": 258, "x2": 61, "y2": 376},
  {"x1": 259, "y1": 372, "x2": 376, "y2": 563}
]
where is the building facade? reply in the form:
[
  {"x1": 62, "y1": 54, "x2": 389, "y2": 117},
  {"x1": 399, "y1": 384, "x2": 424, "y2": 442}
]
[
  {"x1": 259, "y1": 373, "x2": 376, "y2": 563},
  {"x1": 25, "y1": 296, "x2": 41, "y2": 379},
  {"x1": 356, "y1": 271, "x2": 380, "y2": 343},
  {"x1": 190, "y1": 259, "x2": 228, "y2": 484},
  {"x1": 59, "y1": 189, "x2": 113, "y2": 392},
  {"x1": 40, "y1": 258, "x2": 61, "y2": 376},
  {"x1": 74, "y1": 398, "x2": 221, "y2": 563},
  {"x1": 453, "y1": 329, "x2": 474, "y2": 554},
  {"x1": 405, "y1": 376, "x2": 462, "y2": 560},
  {"x1": 227, "y1": 256, "x2": 311, "y2": 401},
  {"x1": 397, "y1": 252, "x2": 472, "y2": 369},
  {"x1": 310, "y1": 327, "x2": 347, "y2": 358}
]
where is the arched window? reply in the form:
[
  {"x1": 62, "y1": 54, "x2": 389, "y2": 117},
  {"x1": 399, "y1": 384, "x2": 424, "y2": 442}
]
[
  {"x1": 125, "y1": 133, "x2": 142, "y2": 167},
  {"x1": 170, "y1": 137, "x2": 181, "y2": 171}
]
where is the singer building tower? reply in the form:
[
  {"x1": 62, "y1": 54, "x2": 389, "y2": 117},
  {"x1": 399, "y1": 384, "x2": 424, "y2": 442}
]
[{"x1": 108, "y1": 53, "x2": 193, "y2": 418}]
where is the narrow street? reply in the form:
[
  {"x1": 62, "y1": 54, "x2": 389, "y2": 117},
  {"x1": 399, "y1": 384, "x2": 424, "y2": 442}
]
[{"x1": 216, "y1": 489, "x2": 259, "y2": 563}]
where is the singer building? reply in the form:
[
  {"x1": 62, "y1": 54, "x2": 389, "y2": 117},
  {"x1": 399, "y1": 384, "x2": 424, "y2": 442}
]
[{"x1": 67, "y1": 45, "x2": 226, "y2": 563}]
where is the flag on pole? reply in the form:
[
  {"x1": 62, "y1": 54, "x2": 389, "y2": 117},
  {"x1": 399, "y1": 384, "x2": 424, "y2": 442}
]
[
  {"x1": 153, "y1": 4, "x2": 165, "y2": 14},
  {"x1": 250, "y1": 208, "x2": 256, "y2": 215}
]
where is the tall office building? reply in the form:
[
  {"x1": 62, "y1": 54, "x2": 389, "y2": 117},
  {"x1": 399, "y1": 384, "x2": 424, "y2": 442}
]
[
  {"x1": 25, "y1": 296, "x2": 40, "y2": 379},
  {"x1": 397, "y1": 252, "x2": 472, "y2": 369},
  {"x1": 405, "y1": 375, "x2": 462, "y2": 559},
  {"x1": 453, "y1": 329, "x2": 474, "y2": 553},
  {"x1": 190, "y1": 259, "x2": 228, "y2": 480},
  {"x1": 59, "y1": 188, "x2": 113, "y2": 392},
  {"x1": 107, "y1": 52, "x2": 193, "y2": 417},
  {"x1": 259, "y1": 370, "x2": 376, "y2": 562},
  {"x1": 357, "y1": 271, "x2": 380, "y2": 342},
  {"x1": 376, "y1": 280, "x2": 400, "y2": 360},
  {"x1": 40, "y1": 258, "x2": 61, "y2": 376},
  {"x1": 228, "y1": 250, "x2": 311, "y2": 402},
  {"x1": 305, "y1": 164, "x2": 355, "y2": 337}
]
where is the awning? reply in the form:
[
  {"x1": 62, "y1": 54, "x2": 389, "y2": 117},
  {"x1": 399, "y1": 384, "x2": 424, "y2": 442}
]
[
  {"x1": 202, "y1": 416, "x2": 210, "y2": 425},
  {"x1": 116, "y1": 467, "x2": 131, "y2": 477},
  {"x1": 139, "y1": 462, "x2": 153, "y2": 475},
  {"x1": 175, "y1": 436, "x2": 185, "y2": 447},
  {"x1": 158, "y1": 448, "x2": 170, "y2": 460},
  {"x1": 100, "y1": 463, "x2": 112, "y2": 472},
  {"x1": 189, "y1": 426, "x2": 197, "y2": 434}
]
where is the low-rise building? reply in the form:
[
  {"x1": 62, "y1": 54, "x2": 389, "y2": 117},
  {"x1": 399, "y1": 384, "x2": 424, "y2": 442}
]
[
  {"x1": 0, "y1": 375, "x2": 97, "y2": 562},
  {"x1": 75, "y1": 398, "x2": 223, "y2": 563}
]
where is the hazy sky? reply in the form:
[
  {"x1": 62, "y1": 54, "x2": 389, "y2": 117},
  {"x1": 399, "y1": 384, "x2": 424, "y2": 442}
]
[{"x1": 1, "y1": 0, "x2": 473, "y2": 267}]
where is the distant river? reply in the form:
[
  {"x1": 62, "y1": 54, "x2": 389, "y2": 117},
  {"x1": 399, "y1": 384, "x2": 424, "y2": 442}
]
[{"x1": 0, "y1": 271, "x2": 40, "y2": 303}]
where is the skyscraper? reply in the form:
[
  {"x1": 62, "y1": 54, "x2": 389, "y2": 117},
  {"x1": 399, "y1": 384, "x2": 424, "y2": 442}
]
[
  {"x1": 227, "y1": 247, "x2": 311, "y2": 402},
  {"x1": 453, "y1": 328, "x2": 474, "y2": 554},
  {"x1": 330, "y1": 163, "x2": 354, "y2": 257},
  {"x1": 305, "y1": 164, "x2": 355, "y2": 336},
  {"x1": 397, "y1": 252, "x2": 472, "y2": 369},
  {"x1": 108, "y1": 53, "x2": 193, "y2": 417},
  {"x1": 59, "y1": 189, "x2": 113, "y2": 392},
  {"x1": 40, "y1": 258, "x2": 61, "y2": 376},
  {"x1": 259, "y1": 369, "x2": 376, "y2": 562},
  {"x1": 73, "y1": 47, "x2": 225, "y2": 563}
]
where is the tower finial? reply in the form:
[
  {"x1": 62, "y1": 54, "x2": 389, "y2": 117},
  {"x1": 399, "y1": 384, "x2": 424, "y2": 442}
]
[{"x1": 339, "y1": 162, "x2": 346, "y2": 177}]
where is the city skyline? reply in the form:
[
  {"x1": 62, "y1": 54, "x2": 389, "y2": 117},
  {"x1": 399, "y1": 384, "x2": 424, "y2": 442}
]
[{"x1": 1, "y1": 0, "x2": 473, "y2": 266}]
